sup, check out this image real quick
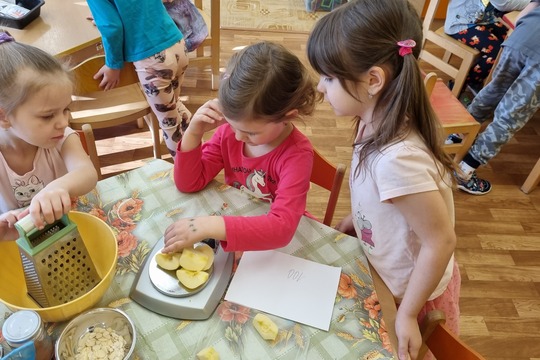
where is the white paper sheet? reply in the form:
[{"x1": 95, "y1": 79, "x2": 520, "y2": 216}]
[{"x1": 224, "y1": 250, "x2": 341, "y2": 331}]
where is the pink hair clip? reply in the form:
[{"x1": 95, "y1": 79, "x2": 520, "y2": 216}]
[{"x1": 397, "y1": 39, "x2": 416, "y2": 57}]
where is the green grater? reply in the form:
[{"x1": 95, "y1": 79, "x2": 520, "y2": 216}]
[{"x1": 15, "y1": 214, "x2": 101, "y2": 308}]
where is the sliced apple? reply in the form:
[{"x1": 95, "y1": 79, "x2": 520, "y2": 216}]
[
  {"x1": 195, "y1": 243, "x2": 214, "y2": 271},
  {"x1": 252, "y1": 313, "x2": 279, "y2": 341},
  {"x1": 179, "y1": 248, "x2": 208, "y2": 271},
  {"x1": 176, "y1": 269, "x2": 209, "y2": 289},
  {"x1": 196, "y1": 346, "x2": 220, "y2": 360},
  {"x1": 155, "y1": 252, "x2": 182, "y2": 270}
]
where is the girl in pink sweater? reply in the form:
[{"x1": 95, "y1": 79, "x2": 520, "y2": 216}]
[{"x1": 162, "y1": 41, "x2": 320, "y2": 253}]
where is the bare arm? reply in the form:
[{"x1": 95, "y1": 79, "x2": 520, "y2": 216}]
[
  {"x1": 28, "y1": 133, "x2": 98, "y2": 229},
  {"x1": 391, "y1": 190, "x2": 456, "y2": 360}
]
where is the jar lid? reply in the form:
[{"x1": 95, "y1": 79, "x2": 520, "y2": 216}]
[{"x1": 1, "y1": 310, "x2": 41, "y2": 346}]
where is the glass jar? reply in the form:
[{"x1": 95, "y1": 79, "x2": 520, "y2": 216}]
[{"x1": 1, "y1": 310, "x2": 53, "y2": 360}]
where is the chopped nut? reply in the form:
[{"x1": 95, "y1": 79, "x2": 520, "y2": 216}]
[{"x1": 74, "y1": 327, "x2": 127, "y2": 360}]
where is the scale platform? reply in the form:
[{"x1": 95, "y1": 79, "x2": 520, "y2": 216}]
[{"x1": 130, "y1": 238, "x2": 234, "y2": 320}]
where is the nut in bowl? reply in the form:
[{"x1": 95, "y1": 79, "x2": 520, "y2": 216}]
[{"x1": 55, "y1": 308, "x2": 136, "y2": 360}]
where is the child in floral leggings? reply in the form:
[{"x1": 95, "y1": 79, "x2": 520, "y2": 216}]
[
  {"x1": 87, "y1": 0, "x2": 191, "y2": 157},
  {"x1": 135, "y1": 41, "x2": 191, "y2": 156}
]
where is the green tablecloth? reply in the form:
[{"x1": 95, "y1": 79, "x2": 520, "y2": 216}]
[{"x1": 1, "y1": 159, "x2": 395, "y2": 360}]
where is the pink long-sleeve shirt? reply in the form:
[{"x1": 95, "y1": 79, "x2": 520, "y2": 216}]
[{"x1": 174, "y1": 124, "x2": 314, "y2": 251}]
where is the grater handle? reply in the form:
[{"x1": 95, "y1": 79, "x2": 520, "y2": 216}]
[{"x1": 15, "y1": 214, "x2": 36, "y2": 236}]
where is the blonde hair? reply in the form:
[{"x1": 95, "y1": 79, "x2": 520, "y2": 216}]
[
  {"x1": 0, "y1": 30, "x2": 72, "y2": 115},
  {"x1": 219, "y1": 41, "x2": 321, "y2": 122}
]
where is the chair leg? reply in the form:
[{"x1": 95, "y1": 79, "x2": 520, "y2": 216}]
[
  {"x1": 136, "y1": 118, "x2": 145, "y2": 129},
  {"x1": 143, "y1": 113, "x2": 162, "y2": 159},
  {"x1": 521, "y1": 157, "x2": 540, "y2": 194}
]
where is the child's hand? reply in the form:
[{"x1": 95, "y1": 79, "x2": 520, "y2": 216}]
[
  {"x1": 162, "y1": 218, "x2": 205, "y2": 253},
  {"x1": 185, "y1": 99, "x2": 225, "y2": 137},
  {"x1": 335, "y1": 213, "x2": 357, "y2": 237},
  {"x1": 28, "y1": 188, "x2": 72, "y2": 230},
  {"x1": 0, "y1": 210, "x2": 22, "y2": 241},
  {"x1": 93, "y1": 65, "x2": 121, "y2": 91},
  {"x1": 162, "y1": 216, "x2": 225, "y2": 253},
  {"x1": 395, "y1": 312, "x2": 421, "y2": 360}
]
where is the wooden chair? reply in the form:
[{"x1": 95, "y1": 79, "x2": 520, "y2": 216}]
[
  {"x1": 424, "y1": 73, "x2": 481, "y2": 162},
  {"x1": 310, "y1": 148, "x2": 346, "y2": 226},
  {"x1": 419, "y1": 0, "x2": 480, "y2": 97},
  {"x1": 192, "y1": 0, "x2": 220, "y2": 90},
  {"x1": 77, "y1": 124, "x2": 102, "y2": 180},
  {"x1": 424, "y1": 71, "x2": 439, "y2": 97},
  {"x1": 418, "y1": 310, "x2": 487, "y2": 360},
  {"x1": 69, "y1": 55, "x2": 162, "y2": 160},
  {"x1": 521, "y1": 158, "x2": 540, "y2": 194}
]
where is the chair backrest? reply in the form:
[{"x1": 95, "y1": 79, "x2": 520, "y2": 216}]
[
  {"x1": 424, "y1": 72, "x2": 439, "y2": 98},
  {"x1": 419, "y1": 310, "x2": 487, "y2": 360},
  {"x1": 419, "y1": 0, "x2": 480, "y2": 97},
  {"x1": 310, "y1": 148, "x2": 346, "y2": 226},
  {"x1": 70, "y1": 55, "x2": 140, "y2": 95},
  {"x1": 77, "y1": 124, "x2": 102, "y2": 180}
]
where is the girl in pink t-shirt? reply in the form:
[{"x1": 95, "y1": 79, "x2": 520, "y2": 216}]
[
  {"x1": 307, "y1": 1, "x2": 461, "y2": 360},
  {"x1": 0, "y1": 31, "x2": 98, "y2": 241},
  {"x1": 162, "y1": 41, "x2": 321, "y2": 253}
]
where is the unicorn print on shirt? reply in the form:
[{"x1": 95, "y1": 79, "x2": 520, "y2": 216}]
[
  {"x1": 236, "y1": 169, "x2": 273, "y2": 202},
  {"x1": 13, "y1": 175, "x2": 44, "y2": 208}
]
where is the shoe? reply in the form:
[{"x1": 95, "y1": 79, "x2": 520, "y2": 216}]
[
  {"x1": 457, "y1": 172, "x2": 492, "y2": 195},
  {"x1": 445, "y1": 133, "x2": 463, "y2": 145}
]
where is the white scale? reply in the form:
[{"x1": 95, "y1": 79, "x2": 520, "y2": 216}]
[{"x1": 130, "y1": 238, "x2": 234, "y2": 320}]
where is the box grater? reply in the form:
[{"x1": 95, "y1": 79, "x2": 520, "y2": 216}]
[{"x1": 15, "y1": 214, "x2": 101, "y2": 308}]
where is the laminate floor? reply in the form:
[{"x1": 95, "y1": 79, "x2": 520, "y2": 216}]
[{"x1": 91, "y1": 29, "x2": 540, "y2": 360}]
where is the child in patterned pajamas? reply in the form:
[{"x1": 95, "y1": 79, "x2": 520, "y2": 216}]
[{"x1": 455, "y1": 0, "x2": 540, "y2": 195}]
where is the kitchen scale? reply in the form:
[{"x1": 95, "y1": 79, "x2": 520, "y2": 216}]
[{"x1": 130, "y1": 238, "x2": 234, "y2": 320}]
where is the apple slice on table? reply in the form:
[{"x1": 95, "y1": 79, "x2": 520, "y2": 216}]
[
  {"x1": 196, "y1": 346, "x2": 220, "y2": 360},
  {"x1": 195, "y1": 243, "x2": 215, "y2": 271},
  {"x1": 252, "y1": 313, "x2": 279, "y2": 341},
  {"x1": 179, "y1": 247, "x2": 209, "y2": 271},
  {"x1": 176, "y1": 269, "x2": 209, "y2": 289},
  {"x1": 155, "y1": 252, "x2": 183, "y2": 270}
]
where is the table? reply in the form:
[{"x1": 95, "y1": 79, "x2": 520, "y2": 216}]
[
  {"x1": 0, "y1": 159, "x2": 396, "y2": 359},
  {"x1": 7, "y1": 0, "x2": 102, "y2": 63}
]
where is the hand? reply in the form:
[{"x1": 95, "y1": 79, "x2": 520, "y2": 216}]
[
  {"x1": 28, "y1": 188, "x2": 71, "y2": 230},
  {"x1": 93, "y1": 65, "x2": 121, "y2": 91},
  {"x1": 185, "y1": 99, "x2": 225, "y2": 137},
  {"x1": 395, "y1": 311, "x2": 422, "y2": 360},
  {"x1": 0, "y1": 210, "x2": 23, "y2": 241},
  {"x1": 335, "y1": 213, "x2": 357, "y2": 236},
  {"x1": 162, "y1": 217, "x2": 206, "y2": 253}
]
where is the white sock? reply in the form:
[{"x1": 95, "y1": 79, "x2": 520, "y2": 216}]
[{"x1": 458, "y1": 161, "x2": 476, "y2": 181}]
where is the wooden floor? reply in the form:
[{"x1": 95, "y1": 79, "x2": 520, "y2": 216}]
[{"x1": 92, "y1": 29, "x2": 540, "y2": 360}]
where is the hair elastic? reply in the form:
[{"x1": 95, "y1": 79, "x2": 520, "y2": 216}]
[
  {"x1": 0, "y1": 32, "x2": 15, "y2": 45},
  {"x1": 397, "y1": 39, "x2": 416, "y2": 57}
]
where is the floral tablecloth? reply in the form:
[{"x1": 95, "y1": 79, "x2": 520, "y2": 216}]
[{"x1": 1, "y1": 159, "x2": 395, "y2": 360}]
